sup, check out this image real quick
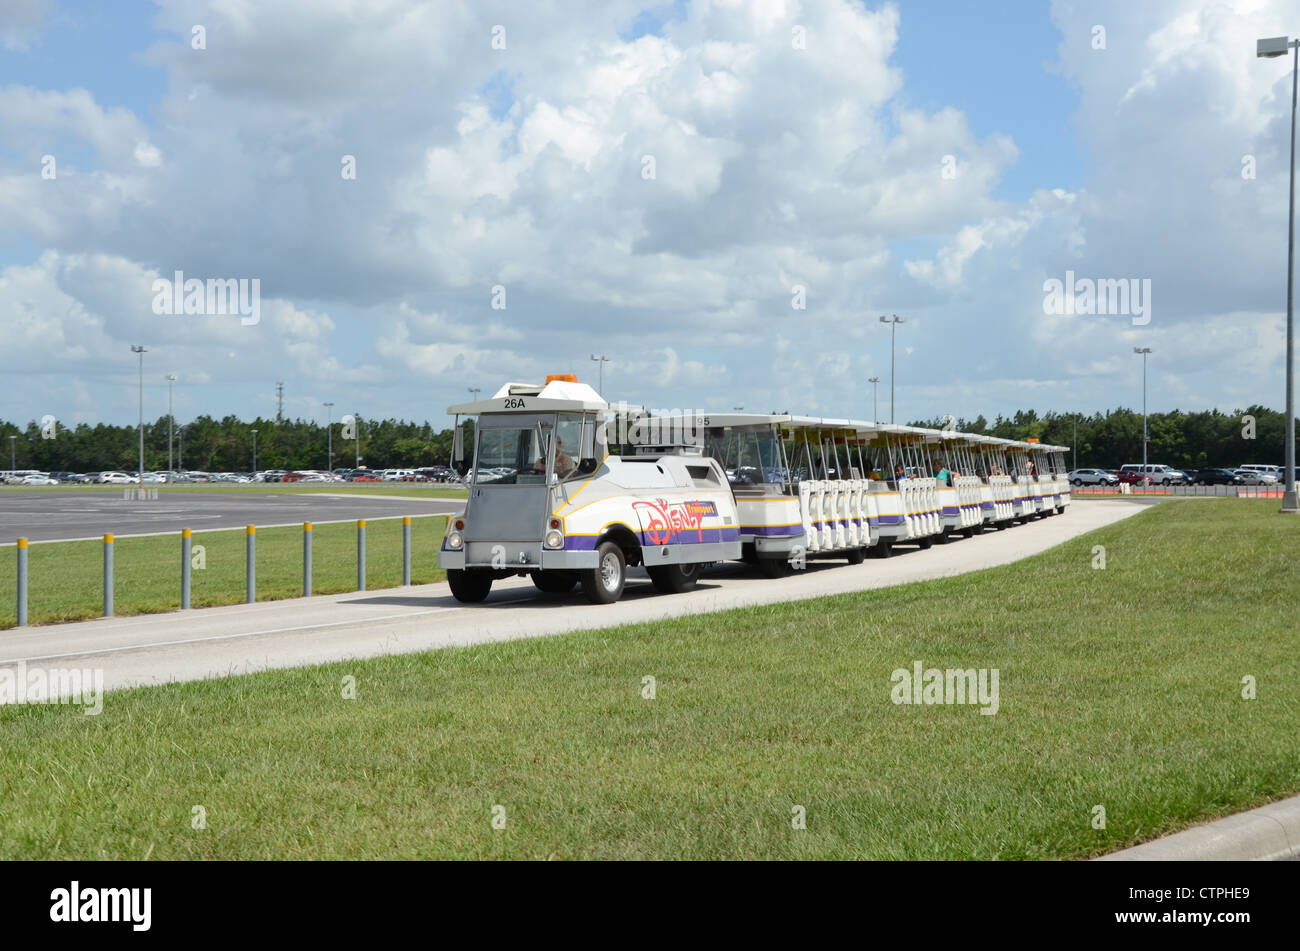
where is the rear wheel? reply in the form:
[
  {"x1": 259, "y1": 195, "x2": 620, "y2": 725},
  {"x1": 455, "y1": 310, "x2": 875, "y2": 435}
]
[
  {"x1": 447, "y1": 568, "x2": 493, "y2": 603},
  {"x1": 963, "y1": 526, "x2": 976, "y2": 538},
  {"x1": 647, "y1": 562, "x2": 700, "y2": 593},
  {"x1": 532, "y1": 571, "x2": 578, "y2": 594},
  {"x1": 1071, "y1": 478, "x2": 1082, "y2": 486},
  {"x1": 874, "y1": 538, "x2": 893, "y2": 558},
  {"x1": 846, "y1": 547, "x2": 867, "y2": 565},
  {"x1": 581, "y1": 541, "x2": 626, "y2": 604},
  {"x1": 935, "y1": 532, "x2": 951, "y2": 544},
  {"x1": 758, "y1": 557, "x2": 791, "y2": 578},
  {"x1": 917, "y1": 537, "x2": 933, "y2": 549}
]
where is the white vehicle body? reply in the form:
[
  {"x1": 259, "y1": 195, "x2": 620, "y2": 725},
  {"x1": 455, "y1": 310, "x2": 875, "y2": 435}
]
[
  {"x1": 20, "y1": 473, "x2": 58, "y2": 485},
  {"x1": 439, "y1": 379, "x2": 741, "y2": 604},
  {"x1": 98, "y1": 471, "x2": 135, "y2": 484}
]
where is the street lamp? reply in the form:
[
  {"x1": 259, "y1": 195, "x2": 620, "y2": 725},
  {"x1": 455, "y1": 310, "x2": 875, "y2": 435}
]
[
  {"x1": 868, "y1": 376, "x2": 881, "y2": 421},
  {"x1": 1257, "y1": 35, "x2": 1299, "y2": 513},
  {"x1": 879, "y1": 315, "x2": 905, "y2": 423},
  {"x1": 589, "y1": 354, "x2": 611, "y2": 397},
  {"x1": 1135, "y1": 347, "x2": 1153, "y2": 477},
  {"x1": 131, "y1": 345, "x2": 147, "y2": 484},
  {"x1": 467, "y1": 387, "x2": 481, "y2": 400},
  {"x1": 353, "y1": 411, "x2": 361, "y2": 470},
  {"x1": 165, "y1": 374, "x2": 177, "y2": 475},
  {"x1": 8, "y1": 434, "x2": 14, "y2": 472},
  {"x1": 250, "y1": 428, "x2": 258, "y2": 474},
  {"x1": 324, "y1": 401, "x2": 335, "y2": 472}
]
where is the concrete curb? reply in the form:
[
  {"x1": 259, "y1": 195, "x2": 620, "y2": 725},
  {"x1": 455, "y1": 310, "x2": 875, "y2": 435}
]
[{"x1": 1097, "y1": 794, "x2": 1300, "y2": 861}]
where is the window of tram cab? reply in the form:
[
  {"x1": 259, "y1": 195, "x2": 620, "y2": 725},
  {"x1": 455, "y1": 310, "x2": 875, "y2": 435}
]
[{"x1": 552, "y1": 414, "x2": 585, "y2": 481}]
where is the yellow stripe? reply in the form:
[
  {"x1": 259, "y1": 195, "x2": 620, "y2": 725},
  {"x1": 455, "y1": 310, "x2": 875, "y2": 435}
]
[{"x1": 554, "y1": 454, "x2": 610, "y2": 513}]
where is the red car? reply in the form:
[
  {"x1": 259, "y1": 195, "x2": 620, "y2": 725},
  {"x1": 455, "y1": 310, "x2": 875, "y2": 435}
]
[{"x1": 1116, "y1": 470, "x2": 1151, "y2": 486}]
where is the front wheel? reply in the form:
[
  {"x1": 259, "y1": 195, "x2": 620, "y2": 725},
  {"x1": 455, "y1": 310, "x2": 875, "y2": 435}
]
[
  {"x1": 647, "y1": 562, "x2": 700, "y2": 593},
  {"x1": 846, "y1": 547, "x2": 867, "y2": 565},
  {"x1": 917, "y1": 537, "x2": 933, "y2": 550},
  {"x1": 447, "y1": 568, "x2": 493, "y2": 603},
  {"x1": 1071, "y1": 479, "x2": 1082, "y2": 486},
  {"x1": 874, "y1": 538, "x2": 893, "y2": 558},
  {"x1": 758, "y1": 557, "x2": 791, "y2": 578},
  {"x1": 581, "y1": 541, "x2": 626, "y2": 604}
]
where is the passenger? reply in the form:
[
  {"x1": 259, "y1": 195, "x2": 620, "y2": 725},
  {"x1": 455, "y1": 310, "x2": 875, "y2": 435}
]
[
  {"x1": 554, "y1": 437, "x2": 575, "y2": 478},
  {"x1": 935, "y1": 462, "x2": 951, "y2": 486},
  {"x1": 894, "y1": 463, "x2": 905, "y2": 482}
]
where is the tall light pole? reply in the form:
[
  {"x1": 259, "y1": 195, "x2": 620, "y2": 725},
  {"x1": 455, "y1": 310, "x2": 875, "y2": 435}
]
[
  {"x1": 8, "y1": 434, "x2": 14, "y2": 472},
  {"x1": 868, "y1": 376, "x2": 881, "y2": 421},
  {"x1": 1135, "y1": 347, "x2": 1153, "y2": 474},
  {"x1": 1258, "y1": 35, "x2": 1299, "y2": 512},
  {"x1": 879, "y1": 316, "x2": 905, "y2": 423},
  {"x1": 1073, "y1": 413, "x2": 1078, "y2": 471},
  {"x1": 589, "y1": 354, "x2": 610, "y2": 397},
  {"x1": 131, "y1": 345, "x2": 147, "y2": 483},
  {"x1": 324, "y1": 401, "x2": 335, "y2": 472},
  {"x1": 354, "y1": 411, "x2": 360, "y2": 470},
  {"x1": 165, "y1": 374, "x2": 177, "y2": 474},
  {"x1": 178, "y1": 424, "x2": 185, "y2": 471},
  {"x1": 250, "y1": 428, "x2": 258, "y2": 474}
]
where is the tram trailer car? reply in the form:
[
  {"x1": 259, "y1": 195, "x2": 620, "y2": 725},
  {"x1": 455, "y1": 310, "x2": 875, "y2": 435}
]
[{"x1": 439, "y1": 377, "x2": 741, "y2": 604}]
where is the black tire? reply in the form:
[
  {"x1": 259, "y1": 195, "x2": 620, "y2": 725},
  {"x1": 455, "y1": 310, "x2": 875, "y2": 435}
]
[
  {"x1": 874, "y1": 538, "x2": 893, "y2": 558},
  {"x1": 532, "y1": 571, "x2": 578, "y2": 594},
  {"x1": 917, "y1": 537, "x2": 933, "y2": 549},
  {"x1": 647, "y1": 562, "x2": 700, "y2": 593},
  {"x1": 935, "y1": 531, "x2": 951, "y2": 544},
  {"x1": 846, "y1": 547, "x2": 867, "y2": 565},
  {"x1": 963, "y1": 526, "x2": 976, "y2": 538},
  {"x1": 447, "y1": 568, "x2": 493, "y2": 603},
  {"x1": 1071, "y1": 479, "x2": 1082, "y2": 486},
  {"x1": 758, "y1": 557, "x2": 791, "y2": 578},
  {"x1": 581, "y1": 540, "x2": 626, "y2": 604}
]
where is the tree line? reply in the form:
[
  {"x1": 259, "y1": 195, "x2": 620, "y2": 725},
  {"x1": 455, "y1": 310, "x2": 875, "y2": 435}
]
[
  {"x1": 906, "y1": 405, "x2": 1292, "y2": 471},
  {"x1": 0, "y1": 404, "x2": 1291, "y2": 473},
  {"x1": 0, "y1": 416, "x2": 467, "y2": 473}
]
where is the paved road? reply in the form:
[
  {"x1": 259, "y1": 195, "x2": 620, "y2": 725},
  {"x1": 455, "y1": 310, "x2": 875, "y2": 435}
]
[
  {"x1": 0, "y1": 491, "x2": 464, "y2": 543},
  {"x1": 0, "y1": 500, "x2": 1143, "y2": 700}
]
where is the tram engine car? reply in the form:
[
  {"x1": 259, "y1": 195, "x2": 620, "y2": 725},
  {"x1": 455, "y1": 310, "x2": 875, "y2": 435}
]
[{"x1": 439, "y1": 377, "x2": 741, "y2": 604}]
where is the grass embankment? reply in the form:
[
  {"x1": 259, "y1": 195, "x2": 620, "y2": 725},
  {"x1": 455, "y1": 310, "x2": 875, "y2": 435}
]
[
  {"x1": 0, "y1": 516, "x2": 448, "y2": 627},
  {"x1": 0, "y1": 499, "x2": 1295, "y2": 859}
]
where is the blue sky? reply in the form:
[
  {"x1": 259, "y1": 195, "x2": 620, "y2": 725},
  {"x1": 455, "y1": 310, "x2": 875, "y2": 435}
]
[{"x1": 0, "y1": 0, "x2": 1295, "y2": 430}]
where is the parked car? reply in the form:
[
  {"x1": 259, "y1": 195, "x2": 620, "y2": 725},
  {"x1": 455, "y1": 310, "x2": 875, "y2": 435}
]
[
  {"x1": 349, "y1": 469, "x2": 382, "y2": 482},
  {"x1": 1236, "y1": 464, "x2": 1281, "y2": 479},
  {"x1": 1192, "y1": 468, "x2": 1243, "y2": 486},
  {"x1": 20, "y1": 472, "x2": 58, "y2": 485},
  {"x1": 1234, "y1": 469, "x2": 1278, "y2": 485},
  {"x1": 1116, "y1": 469, "x2": 1152, "y2": 486},
  {"x1": 1119, "y1": 464, "x2": 1184, "y2": 486},
  {"x1": 1068, "y1": 468, "x2": 1118, "y2": 486},
  {"x1": 261, "y1": 469, "x2": 288, "y2": 483},
  {"x1": 97, "y1": 471, "x2": 135, "y2": 484}
]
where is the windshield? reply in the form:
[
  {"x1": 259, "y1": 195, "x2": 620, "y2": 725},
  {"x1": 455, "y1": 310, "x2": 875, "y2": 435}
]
[
  {"x1": 706, "y1": 428, "x2": 786, "y2": 485},
  {"x1": 472, "y1": 413, "x2": 591, "y2": 485},
  {"x1": 474, "y1": 424, "x2": 549, "y2": 485}
]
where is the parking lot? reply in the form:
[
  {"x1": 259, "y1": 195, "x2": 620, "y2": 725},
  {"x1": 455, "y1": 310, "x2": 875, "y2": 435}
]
[{"x1": 0, "y1": 491, "x2": 464, "y2": 543}]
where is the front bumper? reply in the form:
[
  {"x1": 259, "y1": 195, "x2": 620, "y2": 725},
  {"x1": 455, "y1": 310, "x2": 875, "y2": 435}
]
[{"x1": 438, "y1": 542, "x2": 598, "y2": 572}]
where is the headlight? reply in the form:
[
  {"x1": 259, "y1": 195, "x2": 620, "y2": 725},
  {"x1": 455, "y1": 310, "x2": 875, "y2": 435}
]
[
  {"x1": 447, "y1": 531, "x2": 463, "y2": 550},
  {"x1": 544, "y1": 529, "x2": 564, "y2": 549}
]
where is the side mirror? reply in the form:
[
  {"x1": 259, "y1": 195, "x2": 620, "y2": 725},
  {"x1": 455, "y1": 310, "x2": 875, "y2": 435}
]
[{"x1": 451, "y1": 423, "x2": 468, "y2": 476}]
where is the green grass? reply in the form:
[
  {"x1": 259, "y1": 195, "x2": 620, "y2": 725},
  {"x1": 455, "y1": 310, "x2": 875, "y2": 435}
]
[
  {"x1": 0, "y1": 516, "x2": 448, "y2": 627},
  {"x1": 1, "y1": 499, "x2": 1296, "y2": 859}
]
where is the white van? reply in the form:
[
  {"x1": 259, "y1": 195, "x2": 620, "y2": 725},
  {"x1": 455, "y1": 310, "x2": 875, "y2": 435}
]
[
  {"x1": 381, "y1": 468, "x2": 415, "y2": 482},
  {"x1": 1119, "y1": 464, "x2": 1185, "y2": 486}
]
